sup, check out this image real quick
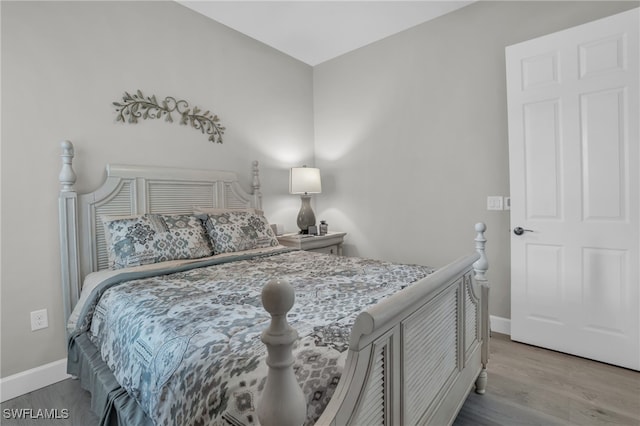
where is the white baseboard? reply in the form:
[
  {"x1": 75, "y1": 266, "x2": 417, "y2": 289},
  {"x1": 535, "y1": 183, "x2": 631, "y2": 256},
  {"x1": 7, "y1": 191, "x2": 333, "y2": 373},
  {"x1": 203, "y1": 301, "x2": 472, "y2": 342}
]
[
  {"x1": 0, "y1": 359, "x2": 70, "y2": 403},
  {"x1": 490, "y1": 315, "x2": 511, "y2": 336}
]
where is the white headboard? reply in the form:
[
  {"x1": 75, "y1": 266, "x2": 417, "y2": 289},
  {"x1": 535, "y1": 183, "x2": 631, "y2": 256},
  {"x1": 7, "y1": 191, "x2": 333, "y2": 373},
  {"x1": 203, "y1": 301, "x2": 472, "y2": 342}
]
[{"x1": 58, "y1": 140, "x2": 262, "y2": 321}]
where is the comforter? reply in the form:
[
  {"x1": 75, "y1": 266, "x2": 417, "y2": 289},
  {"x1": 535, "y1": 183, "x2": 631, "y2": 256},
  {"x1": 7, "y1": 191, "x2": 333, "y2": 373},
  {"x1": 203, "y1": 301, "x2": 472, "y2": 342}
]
[{"x1": 67, "y1": 247, "x2": 434, "y2": 426}]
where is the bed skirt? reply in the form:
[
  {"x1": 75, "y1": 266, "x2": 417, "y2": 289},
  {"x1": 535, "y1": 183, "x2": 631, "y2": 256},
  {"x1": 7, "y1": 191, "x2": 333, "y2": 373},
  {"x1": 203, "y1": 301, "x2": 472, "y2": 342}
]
[{"x1": 67, "y1": 333, "x2": 152, "y2": 426}]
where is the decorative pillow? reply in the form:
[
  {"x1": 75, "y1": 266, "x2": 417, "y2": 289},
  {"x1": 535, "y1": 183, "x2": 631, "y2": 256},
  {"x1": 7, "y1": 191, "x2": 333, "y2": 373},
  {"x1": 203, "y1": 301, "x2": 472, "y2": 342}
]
[
  {"x1": 198, "y1": 211, "x2": 279, "y2": 254},
  {"x1": 102, "y1": 214, "x2": 213, "y2": 269}
]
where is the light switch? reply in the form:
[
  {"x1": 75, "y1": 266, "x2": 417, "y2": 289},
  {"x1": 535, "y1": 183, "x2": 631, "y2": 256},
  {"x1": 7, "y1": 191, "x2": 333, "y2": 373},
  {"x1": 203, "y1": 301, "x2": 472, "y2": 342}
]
[{"x1": 487, "y1": 196, "x2": 504, "y2": 211}]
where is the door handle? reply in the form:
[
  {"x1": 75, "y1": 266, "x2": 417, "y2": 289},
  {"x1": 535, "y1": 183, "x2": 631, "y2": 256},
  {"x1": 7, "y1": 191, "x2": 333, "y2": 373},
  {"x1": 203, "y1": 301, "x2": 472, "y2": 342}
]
[{"x1": 513, "y1": 227, "x2": 534, "y2": 236}]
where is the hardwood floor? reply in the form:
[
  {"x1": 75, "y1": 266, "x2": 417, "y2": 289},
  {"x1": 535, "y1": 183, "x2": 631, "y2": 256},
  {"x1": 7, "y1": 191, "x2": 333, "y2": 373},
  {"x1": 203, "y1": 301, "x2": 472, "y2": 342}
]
[
  {"x1": 2, "y1": 334, "x2": 639, "y2": 425},
  {"x1": 455, "y1": 334, "x2": 640, "y2": 426},
  {"x1": 1, "y1": 378, "x2": 97, "y2": 426}
]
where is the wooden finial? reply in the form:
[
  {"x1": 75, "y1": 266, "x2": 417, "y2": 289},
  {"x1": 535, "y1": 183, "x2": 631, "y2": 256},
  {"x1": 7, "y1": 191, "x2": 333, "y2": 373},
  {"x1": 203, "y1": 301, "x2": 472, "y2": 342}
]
[
  {"x1": 59, "y1": 140, "x2": 77, "y2": 192},
  {"x1": 258, "y1": 279, "x2": 306, "y2": 426},
  {"x1": 261, "y1": 279, "x2": 295, "y2": 334}
]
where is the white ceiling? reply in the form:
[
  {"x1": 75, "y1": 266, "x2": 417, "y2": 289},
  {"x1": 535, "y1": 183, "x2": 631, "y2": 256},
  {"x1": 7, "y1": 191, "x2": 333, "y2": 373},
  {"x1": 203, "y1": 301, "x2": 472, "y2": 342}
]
[{"x1": 177, "y1": 1, "x2": 474, "y2": 66}]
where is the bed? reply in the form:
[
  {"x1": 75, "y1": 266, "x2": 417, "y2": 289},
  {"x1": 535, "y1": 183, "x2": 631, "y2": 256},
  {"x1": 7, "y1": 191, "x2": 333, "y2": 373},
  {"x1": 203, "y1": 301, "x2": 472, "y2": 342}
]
[{"x1": 58, "y1": 140, "x2": 490, "y2": 426}]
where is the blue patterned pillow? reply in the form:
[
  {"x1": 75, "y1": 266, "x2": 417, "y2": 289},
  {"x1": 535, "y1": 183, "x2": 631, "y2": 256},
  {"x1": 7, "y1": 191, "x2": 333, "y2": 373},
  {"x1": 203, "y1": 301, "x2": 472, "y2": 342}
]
[
  {"x1": 102, "y1": 214, "x2": 213, "y2": 269},
  {"x1": 198, "y1": 211, "x2": 279, "y2": 254}
]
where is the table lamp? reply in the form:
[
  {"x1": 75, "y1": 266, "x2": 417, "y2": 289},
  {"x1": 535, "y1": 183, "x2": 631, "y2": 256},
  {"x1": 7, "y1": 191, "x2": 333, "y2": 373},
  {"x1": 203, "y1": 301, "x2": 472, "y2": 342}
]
[{"x1": 289, "y1": 166, "x2": 321, "y2": 234}]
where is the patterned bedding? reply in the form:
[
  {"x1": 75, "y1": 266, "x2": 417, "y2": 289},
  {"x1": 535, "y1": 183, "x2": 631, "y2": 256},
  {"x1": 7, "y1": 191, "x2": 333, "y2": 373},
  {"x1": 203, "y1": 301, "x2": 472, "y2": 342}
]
[{"x1": 68, "y1": 248, "x2": 434, "y2": 426}]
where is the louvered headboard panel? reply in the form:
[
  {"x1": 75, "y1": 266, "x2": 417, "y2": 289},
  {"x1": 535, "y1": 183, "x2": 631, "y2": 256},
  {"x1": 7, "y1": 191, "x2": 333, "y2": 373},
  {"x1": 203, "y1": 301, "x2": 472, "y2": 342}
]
[
  {"x1": 147, "y1": 181, "x2": 218, "y2": 214},
  {"x1": 60, "y1": 151, "x2": 262, "y2": 322}
]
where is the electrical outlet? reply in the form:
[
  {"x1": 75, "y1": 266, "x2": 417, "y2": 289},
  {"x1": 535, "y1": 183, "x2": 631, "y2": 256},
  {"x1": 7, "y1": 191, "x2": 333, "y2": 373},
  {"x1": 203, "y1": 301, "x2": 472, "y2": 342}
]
[{"x1": 30, "y1": 309, "x2": 48, "y2": 331}]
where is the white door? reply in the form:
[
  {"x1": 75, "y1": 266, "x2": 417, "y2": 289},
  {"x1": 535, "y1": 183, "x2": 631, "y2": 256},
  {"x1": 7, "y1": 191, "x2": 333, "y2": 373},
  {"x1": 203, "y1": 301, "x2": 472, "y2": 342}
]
[{"x1": 506, "y1": 8, "x2": 639, "y2": 370}]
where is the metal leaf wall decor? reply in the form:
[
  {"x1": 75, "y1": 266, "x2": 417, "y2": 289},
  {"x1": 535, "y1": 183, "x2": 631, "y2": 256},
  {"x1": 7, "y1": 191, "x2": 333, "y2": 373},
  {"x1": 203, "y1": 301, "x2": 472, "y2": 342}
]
[{"x1": 113, "y1": 90, "x2": 226, "y2": 144}]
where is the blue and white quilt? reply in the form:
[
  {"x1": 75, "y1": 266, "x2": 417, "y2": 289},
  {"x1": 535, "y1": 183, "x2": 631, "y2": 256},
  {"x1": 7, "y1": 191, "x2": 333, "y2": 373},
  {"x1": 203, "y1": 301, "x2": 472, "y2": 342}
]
[{"x1": 68, "y1": 247, "x2": 434, "y2": 426}]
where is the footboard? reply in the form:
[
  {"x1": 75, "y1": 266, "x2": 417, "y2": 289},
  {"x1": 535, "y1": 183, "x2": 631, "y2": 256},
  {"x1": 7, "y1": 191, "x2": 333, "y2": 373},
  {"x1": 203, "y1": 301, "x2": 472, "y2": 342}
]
[{"x1": 259, "y1": 224, "x2": 489, "y2": 426}]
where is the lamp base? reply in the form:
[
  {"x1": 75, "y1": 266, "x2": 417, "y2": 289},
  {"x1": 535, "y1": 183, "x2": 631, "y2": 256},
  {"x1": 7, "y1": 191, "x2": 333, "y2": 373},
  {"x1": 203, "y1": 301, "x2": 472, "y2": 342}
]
[{"x1": 296, "y1": 195, "x2": 316, "y2": 234}]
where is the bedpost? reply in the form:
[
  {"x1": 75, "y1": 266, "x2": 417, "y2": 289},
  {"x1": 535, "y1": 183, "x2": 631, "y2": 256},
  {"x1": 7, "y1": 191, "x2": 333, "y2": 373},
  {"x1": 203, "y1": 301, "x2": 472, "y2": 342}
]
[
  {"x1": 252, "y1": 160, "x2": 263, "y2": 210},
  {"x1": 59, "y1": 141, "x2": 81, "y2": 327},
  {"x1": 473, "y1": 223, "x2": 488, "y2": 282},
  {"x1": 473, "y1": 222, "x2": 489, "y2": 394},
  {"x1": 258, "y1": 279, "x2": 306, "y2": 426}
]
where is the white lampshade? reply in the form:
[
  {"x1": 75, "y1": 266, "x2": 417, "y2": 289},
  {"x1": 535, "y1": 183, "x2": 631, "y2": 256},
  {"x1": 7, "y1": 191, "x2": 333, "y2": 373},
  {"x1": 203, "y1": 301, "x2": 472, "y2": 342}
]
[{"x1": 289, "y1": 167, "x2": 322, "y2": 194}]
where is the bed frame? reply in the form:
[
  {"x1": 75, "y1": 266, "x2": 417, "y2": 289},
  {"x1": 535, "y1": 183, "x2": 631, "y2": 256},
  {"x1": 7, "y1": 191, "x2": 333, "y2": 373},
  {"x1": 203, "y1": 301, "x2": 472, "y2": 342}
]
[{"x1": 58, "y1": 140, "x2": 490, "y2": 426}]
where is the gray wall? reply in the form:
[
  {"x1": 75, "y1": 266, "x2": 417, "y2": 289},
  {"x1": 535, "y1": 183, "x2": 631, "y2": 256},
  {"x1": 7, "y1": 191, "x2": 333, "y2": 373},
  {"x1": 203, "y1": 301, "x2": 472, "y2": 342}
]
[
  {"x1": 313, "y1": 1, "x2": 638, "y2": 320},
  {"x1": 1, "y1": 1, "x2": 314, "y2": 377}
]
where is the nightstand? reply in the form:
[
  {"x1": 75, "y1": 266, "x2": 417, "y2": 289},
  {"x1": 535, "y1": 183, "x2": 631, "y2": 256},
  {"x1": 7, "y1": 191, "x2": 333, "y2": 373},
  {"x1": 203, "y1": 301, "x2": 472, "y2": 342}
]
[{"x1": 277, "y1": 232, "x2": 346, "y2": 256}]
